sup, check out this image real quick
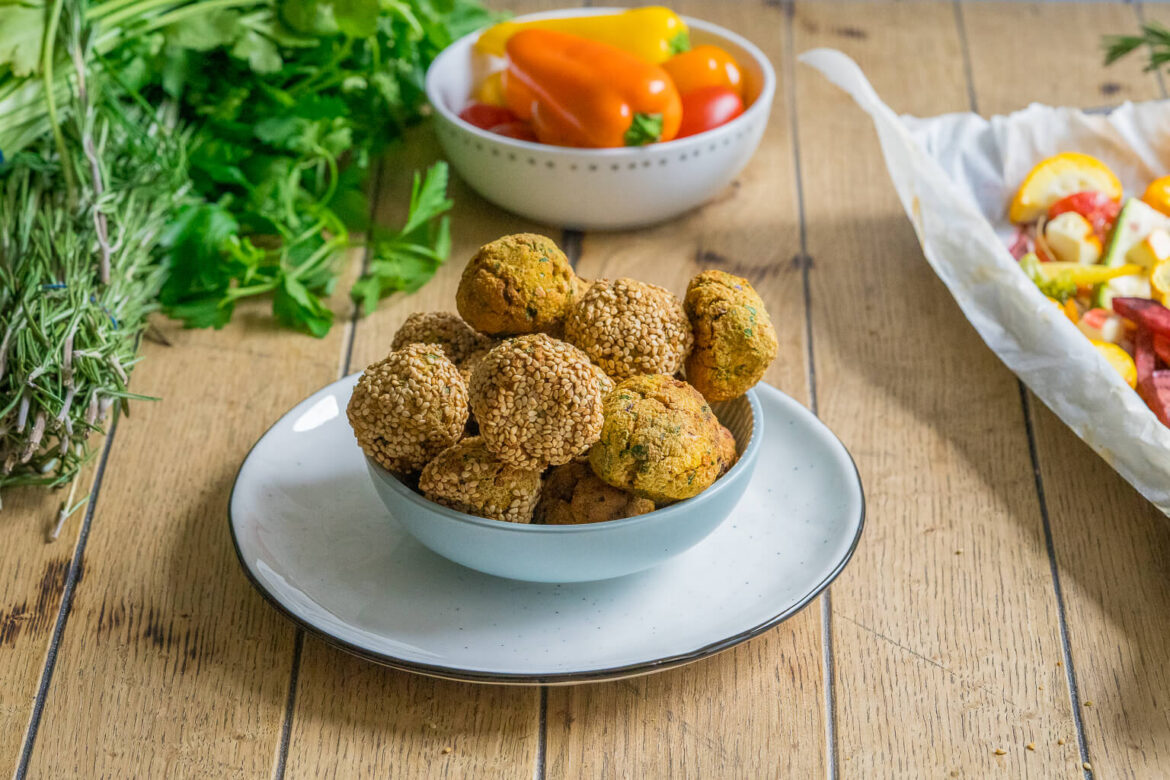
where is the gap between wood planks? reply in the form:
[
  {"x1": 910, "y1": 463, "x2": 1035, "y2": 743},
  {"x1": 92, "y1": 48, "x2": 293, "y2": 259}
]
[
  {"x1": 781, "y1": 2, "x2": 836, "y2": 778},
  {"x1": 14, "y1": 419, "x2": 118, "y2": 779},
  {"x1": 950, "y1": 0, "x2": 1129, "y2": 776},
  {"x1": 268, "y1": 161, "x2": 386, "y2": 780}
]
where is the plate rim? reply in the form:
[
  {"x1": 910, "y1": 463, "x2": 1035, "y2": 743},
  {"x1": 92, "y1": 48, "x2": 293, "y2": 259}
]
[{"x1": 227, "y1": 376, "x2": 866, "y2": 685}]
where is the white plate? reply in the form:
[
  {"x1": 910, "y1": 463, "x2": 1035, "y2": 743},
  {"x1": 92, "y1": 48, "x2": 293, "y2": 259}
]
[{"x1": 229, "y1": 376, "x2": 865, "y2": 684}]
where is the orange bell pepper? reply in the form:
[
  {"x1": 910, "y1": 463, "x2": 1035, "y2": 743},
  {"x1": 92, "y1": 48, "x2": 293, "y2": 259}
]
[
  {"x1": 662, "y1": 45, "x2": 744, "y2": 98},
  {"x1": 503, "y1": 29, "x2": 682, "y2": 148}
]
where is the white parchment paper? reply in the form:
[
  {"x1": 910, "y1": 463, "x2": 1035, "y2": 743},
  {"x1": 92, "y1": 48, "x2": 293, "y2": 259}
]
[{"x1": 801, "y1": 48, "x2": 1170, "y2": 515}]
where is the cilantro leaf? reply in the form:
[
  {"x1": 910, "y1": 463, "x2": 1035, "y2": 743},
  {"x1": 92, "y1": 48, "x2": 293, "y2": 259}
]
[{"x1": 352, "y1": 162, "x2": 453, "y2": 315}]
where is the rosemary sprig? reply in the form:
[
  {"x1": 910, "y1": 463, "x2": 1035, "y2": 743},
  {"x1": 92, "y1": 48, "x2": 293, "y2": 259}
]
[
  {"x1": 0, "y1": 10, "x2": 189, "y2": 509},
  {"x1": 1104, "y1": 23, "x2": 1170, "y2": 72}
]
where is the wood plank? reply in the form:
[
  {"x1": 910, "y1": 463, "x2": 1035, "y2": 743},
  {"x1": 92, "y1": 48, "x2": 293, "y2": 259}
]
[
  {"x1": 545, "y1": 1, "x2": 827, "y2": 776},
  {"x1": 967, "y1": 2, "x2": 1170, "y2": 776},
  {"x1": 794, "y1": 2, "x2": 1082, "y2": 776},
  {"x1": 0, "y1": 483, "x2": 88, "y2": 774},
  {"x1": 961, "y1": 1, "x2": 1161, "y2": 115},
  {"x1": 282, "y1": 129, "x2": 543, "y2": 779},
  {"x1": 21, "y1": 267, "x2": 361, "y2": 774}
]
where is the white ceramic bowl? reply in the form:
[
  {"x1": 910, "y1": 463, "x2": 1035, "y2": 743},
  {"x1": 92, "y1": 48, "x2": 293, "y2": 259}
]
[
  {"x1": 365, "y1": 391, "x2": 762, "y2": 582},
  {"x1": 424, "y1": 8, "x2": 776, "y2": 230}
]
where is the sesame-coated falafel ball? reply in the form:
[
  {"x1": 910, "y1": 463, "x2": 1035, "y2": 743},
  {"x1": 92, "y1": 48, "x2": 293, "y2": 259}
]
[
  {"x1": 685, "y1": 270, "x2": 778, "y2": 402},
  {"x1": 469, "y1": 334, "x2": 607, "y2": 469},
  {"x1": 564, "y1": 278, "x2": 692, "y2": 381},
  {"x1": 346, "y1": 345, "x2": 469, "y2": 474},
  {"x1": 535, "y1": 461, "x2": 655, "y2": 525},
  {"x1": 456, "y1": 234, "x2": 580, "y2": 336},
  {"x1": 391, "y1": 311, "x2": 492, "y2": 364},
  {"x1": 420, "y1": 437, "x2": 543, "y2": 523},
  {"x1": 590, "y1": 374, "x2": 723, "y2": 503}
]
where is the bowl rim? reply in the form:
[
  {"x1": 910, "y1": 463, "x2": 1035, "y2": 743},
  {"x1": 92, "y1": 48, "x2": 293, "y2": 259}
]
[
  {"x1": 423, "y1": 7, "x2": 778, "y2": 156},
  {"x1": 367, "y1": 386, "x2": 764, "y2": 534}
]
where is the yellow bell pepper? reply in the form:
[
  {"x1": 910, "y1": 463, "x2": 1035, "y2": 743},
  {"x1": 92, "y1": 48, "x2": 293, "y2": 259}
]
[
  {"x1": 475, "y1": 7, "x2": 690, "y2": 64},
  {"x1": 473, "y1": 72, "x2": 506, "y2": 106},
  {"x1": 1034, "y1": 262, "x2": 1144, "y2": 285}
]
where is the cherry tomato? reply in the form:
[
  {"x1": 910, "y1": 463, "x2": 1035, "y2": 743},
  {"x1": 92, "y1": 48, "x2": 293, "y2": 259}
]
[
  {"x1": 490, "y1": 121, "x2": 538, "y2": 142},
  {"x1": 458, "y1": 103, "x2": 519, "y2": 130},
  {"x1": 1047, "y1": 190, "x2": 1121, "y2": 242},
  {"x1": 662, "y1": 45, "x2": 743, "y2": 97},
  {"x1": 676, "y1": 86, "x2": 744, "y2": 139}
]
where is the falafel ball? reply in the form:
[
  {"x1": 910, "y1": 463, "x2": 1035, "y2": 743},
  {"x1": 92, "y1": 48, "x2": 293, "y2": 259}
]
[
  {"x1": 535, "y1": 462, "x2": 655, "y2": 524},
  {"x1": 456, "y1": 234, "x2": 580, "y2": 336},
  {"x1": 716, "y1": 424, "x2": 738, "y2": 476},
  {"x1": 684, "y1": 270, "x2": 778, "y2": 401},
  {"x1": 419, "y1": 437, "x2": 542, "y2": 523},
  {"x1": 346, "y1": 344, "x2": 469, "y2": 474},
  {"x1": 391, "y1": 311, "x2": 491, "y2": 364},
  {"x1": 469, "y1": 334, "x2": 607, "y2": 469},
  {"x1": 564, "y1": 278, "x2": 693, "y2": 381},
  {"x1": 589, "y1": 374, "x2": 723, "y2": 503}
]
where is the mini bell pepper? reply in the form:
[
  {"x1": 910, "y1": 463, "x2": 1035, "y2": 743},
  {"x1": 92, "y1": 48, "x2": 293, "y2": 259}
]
[
  {"x1": 663, "y1": 45, "x2": 744, "y2": 97},
  {"x1": 503, "y1": 30, "x2": 682, "y2": 148},
  {"x1": 476, "y1": 7, "x2": 690, "y2": 64}
]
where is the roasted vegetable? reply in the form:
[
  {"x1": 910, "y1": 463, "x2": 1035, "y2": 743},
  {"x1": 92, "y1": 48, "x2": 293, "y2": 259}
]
[
  {"x1": 1113, "y1": 297, "x2": 1170, "y2": 339},
  {"x1": 503, "y1": 30, "x2": 681, "y2": 147}
]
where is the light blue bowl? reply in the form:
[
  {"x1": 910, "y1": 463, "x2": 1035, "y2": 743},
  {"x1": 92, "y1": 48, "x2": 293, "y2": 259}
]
[{"x1": 365, "y1": 390, "x2": 763, "y2": 582}]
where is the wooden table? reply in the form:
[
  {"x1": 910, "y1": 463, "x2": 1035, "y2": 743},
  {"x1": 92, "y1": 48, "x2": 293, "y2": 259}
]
[{"x1": 4, "y1": 1, "x2": 1169, "y2": 776}]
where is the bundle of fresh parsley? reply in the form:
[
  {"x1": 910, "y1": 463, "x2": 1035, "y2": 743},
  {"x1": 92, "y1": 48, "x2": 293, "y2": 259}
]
[{"x1": 0, "y1": 0, "x2": 493, "y2": 505}]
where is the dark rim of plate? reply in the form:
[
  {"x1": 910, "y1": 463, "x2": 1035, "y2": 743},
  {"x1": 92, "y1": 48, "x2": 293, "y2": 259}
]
[{"x1": 226, "y1": 377, "x2": 867, "y2": 685}]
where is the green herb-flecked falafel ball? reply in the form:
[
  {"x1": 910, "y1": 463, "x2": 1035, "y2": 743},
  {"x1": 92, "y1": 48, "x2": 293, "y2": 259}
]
[
  {"x1": 589, "y1": 374, "x2": 724, "y2": 503},
  {"x1": 469, "y1": 334, "x2": 608, "y2": 469},
  {"x1": 684, "y1": 270, "x2": 778, "y2": 402},
  {"x1": 564, "y1": 277, "x2": 692, "y2": 381},
  {"x1": 419, "y1": 436, "x2": 543, "y2": 523},
  {"x1": 456, "y1": 233, "x2": 581, "y2": 336},
  {"x1": 346, "y1": 344, "x2": 469, "y2": 475}
]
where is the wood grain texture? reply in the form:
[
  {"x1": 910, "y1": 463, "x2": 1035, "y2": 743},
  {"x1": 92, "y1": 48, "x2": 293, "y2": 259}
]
[
  {"x1": 967, "y1": 3, "x2": 1170, "y2": 776},
  {"x1": 961, "y1": 1, "x2": 1161, "y2": 116},
  {"x1": 20, "y1": 269, "x2": 362, "y2": 776},
  {"x1": 0, "y1": 481, "x2": 88, "y2": 775},
  {"x1": 282, "y1": 132, "x2": 543, "y2": 780},
  {"x1": 545, "y1": 1, "x2": 827, "y2": 777},
  {"x1": 795, "y1": 2, "x2": 1081, "y2": 776}
]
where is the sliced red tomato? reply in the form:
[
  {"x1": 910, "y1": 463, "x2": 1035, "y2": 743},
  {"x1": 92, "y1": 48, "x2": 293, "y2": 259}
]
[
  {"x1": 676, "y1": 86, "x2": 744, "y2": 139},
  {"x1": 458, "y1": 103, "x2": 519, "y2": 130},
  {"x1": 490, "y1": 121, "x2": 537, "y2": 142},
  {"x1": 1047, "y1": 190, "x2": 1121, "y2": 242}
]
